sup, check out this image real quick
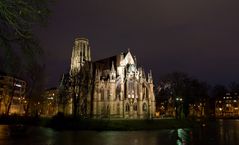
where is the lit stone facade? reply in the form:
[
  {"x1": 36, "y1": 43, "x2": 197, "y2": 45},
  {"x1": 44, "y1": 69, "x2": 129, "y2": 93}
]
[
  {"x1": 0, "y1": 73, "x2": 26, "y2": 115},
  {"x1": 215, "y1": 93, "x2": 239, "y2": 118},
  {"x1": 42, "y1": 88, "x2": 58, "y2": 116},
  {"x1": 68, "y1": 37, "x2": 156, "y2": 119}
]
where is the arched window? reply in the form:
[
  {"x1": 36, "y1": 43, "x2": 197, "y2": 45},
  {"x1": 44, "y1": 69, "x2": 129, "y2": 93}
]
[
  {"x1": 142, "y1": 86, "x2": 146, "y2": 100},
  {"x1": 143, "y1": 103, "x2": 147, "y2": 112},
  {"x1": 107, "y1": 90, "x2": 110, "y2": 101},
  {"x1": 133, "y1": 104, "x2": 137, "y2": 111},
  {"x1": 100, "y1": 88, "x2": 104, "y2": 101},
  {"x1": 117, "y1": 103, "x2": 120, "y2": 114},
  {"x1": 126, "y1": 103, "x2": 130, "y2": 112}
]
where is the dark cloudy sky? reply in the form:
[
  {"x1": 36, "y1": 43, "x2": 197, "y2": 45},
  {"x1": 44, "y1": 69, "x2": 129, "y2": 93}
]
[{"x1": 35, "y1": 0, "x2": 239, "y2": 88}]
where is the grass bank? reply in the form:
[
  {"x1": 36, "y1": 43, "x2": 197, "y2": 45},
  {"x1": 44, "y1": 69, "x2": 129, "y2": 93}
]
[
  {"x1": 49, "y1": 118, "x2": 199, "y2": 131},
  {"x1": 0, "y1": 115, "x2": 200, "y2": 131}
]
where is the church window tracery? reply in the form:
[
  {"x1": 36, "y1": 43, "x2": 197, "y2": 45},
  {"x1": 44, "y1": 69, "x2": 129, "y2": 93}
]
[
  {"x1": 126, "y1": 103, "x2": 130, "y2": 112},
  {"x1": 143, "y1": 103, "x2": 147, "y2": 112},
  {"x1": 133, "y1": 103, "x2": 137, "y2": 111}
]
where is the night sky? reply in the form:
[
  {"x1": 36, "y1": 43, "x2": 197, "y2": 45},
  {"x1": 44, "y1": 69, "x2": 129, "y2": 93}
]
[{"x1": 35, "y1": 0, "x2": 239, "y2": 88}]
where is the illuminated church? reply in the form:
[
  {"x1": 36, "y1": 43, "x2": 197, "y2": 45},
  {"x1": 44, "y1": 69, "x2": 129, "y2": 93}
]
[{"x1": 66, "y1": 37, "x2": 156, "y2": 119}]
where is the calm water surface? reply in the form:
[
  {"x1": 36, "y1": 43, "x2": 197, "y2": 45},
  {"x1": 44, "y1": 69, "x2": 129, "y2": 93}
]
[{"x1": 0, "y1": 120, "x2": 238, "y2": 145}]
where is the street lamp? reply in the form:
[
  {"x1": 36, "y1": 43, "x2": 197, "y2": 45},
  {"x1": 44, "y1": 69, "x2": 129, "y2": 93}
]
[
  {"x1": 175, "y1": 97, "x2": 183, "y2": 119},
  {"x1": 176, "y1": 97, "x2": 183, "y2": 102}
]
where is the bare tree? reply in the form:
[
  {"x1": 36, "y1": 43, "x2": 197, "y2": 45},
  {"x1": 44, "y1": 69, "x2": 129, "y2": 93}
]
[
  {"x1": 70, "y1": 62, "x2": 93, "y2": 118},
  {"x1": 58, "y1": 74, "x2": 71, "y2": 114},
  {"x1": 24, "y1": 62, "x2": 45, "y2": 117},
  {"x1": 158, "y1": 71, "x2": 209, "y2": 119},
  {"x1": 1, "y1": 0, "x2": 52, "y2": 116}
]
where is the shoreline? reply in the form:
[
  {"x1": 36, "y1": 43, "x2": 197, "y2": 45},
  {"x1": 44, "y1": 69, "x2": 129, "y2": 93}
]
[
  {"x1": 0, "y1": 115, "x2": 200, "y2": 131},
  {"x1": 1, "y1": 115, "x2": 238, "y2": 131}
]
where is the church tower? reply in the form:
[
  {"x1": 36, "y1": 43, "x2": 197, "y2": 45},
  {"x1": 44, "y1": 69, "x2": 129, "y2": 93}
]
[
  {"x1": 70, "y1": 37, "x2": 91, "y2": 76},
  {"x1": 65, "y1": 36, "x2": 156, "y2": 119}
]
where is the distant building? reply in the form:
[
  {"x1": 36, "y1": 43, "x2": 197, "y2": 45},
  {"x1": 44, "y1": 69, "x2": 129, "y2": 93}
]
[
  {"x1": 42, "y1": 88, "x2": 58, "y2": 116},
  {"x1": 158, "y1": 97, "x2": 176, "y2": 118},
  {"x1": 0, "y1": 72, "x2": 26, "y2": 115},
  {"x1": 188, "y1": 101, "x2": 206, "y2": 118},
  {"x1": 62, "y1": 37, "x2": 156, "y2": 119},
  {"x1": 215, "y1": 93, "x2": 239, "y2": 118},
  {"x1": 158, "y1": 96, "x2": 207, "y2": 118}
]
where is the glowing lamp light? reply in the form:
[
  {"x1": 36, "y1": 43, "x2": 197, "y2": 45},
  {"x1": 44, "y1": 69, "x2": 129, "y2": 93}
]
[
  {"x1": 155, "y1": 112, "x2": 160, "y2": 117},
  {"x1": 14, "y1": 84, "x2": 22, "y2": 87},
  {"x1": 219, "y1": 108, "x2": 222, "y2": 111}
]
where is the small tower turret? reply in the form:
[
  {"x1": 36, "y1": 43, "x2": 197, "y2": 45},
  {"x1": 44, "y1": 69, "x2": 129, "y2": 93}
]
[
  {"x1": 120, "y1": 52, "x2": 124, "y2": 66},
  {"x1": 110, "y1": 61, "x2": 116, "y2": 81},
  {"x1": 134, "y1": 55, "x2": 137, "y2": 66},
  {"x1": 148, "y1": 70, "x2": 153, "y2": 84}
]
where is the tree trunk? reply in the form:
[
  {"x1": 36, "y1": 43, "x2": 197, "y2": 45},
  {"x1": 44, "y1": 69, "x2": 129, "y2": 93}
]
[{"x1": 6, "y1": 78, "x2": 15, "y2": 115}]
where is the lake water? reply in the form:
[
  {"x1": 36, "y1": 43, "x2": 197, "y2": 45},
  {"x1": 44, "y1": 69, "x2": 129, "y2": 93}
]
[{"x1": 0, "y1": 120, "x2": 238, "y2": 145}]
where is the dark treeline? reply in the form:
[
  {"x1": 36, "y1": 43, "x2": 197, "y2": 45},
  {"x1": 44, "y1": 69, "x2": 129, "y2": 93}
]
[
  {"x1": 0, "y1": 0, "x2": 52, "y2": 116},
  {"x1": 155, "y1": 71, "x2": 239, "y2": 119}
]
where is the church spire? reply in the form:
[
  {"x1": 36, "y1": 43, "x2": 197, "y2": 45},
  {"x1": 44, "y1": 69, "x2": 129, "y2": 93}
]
[
  {"x1": 148, "y1": 69, "x2": 153, "y2": 83},
  {"x1": 70, "y1": 37, "x2": 91, "y2": 76},
  {"x1": 110, "y1": 61, "x2": 116, "y2": 80},
  {"x1": 111, "y1": 61, "x2": 116, "y2": 72},
  {"x1": 134, "y1": 55, "x2": 137, "y2": 66},
  {"x1": 128, "y1": 48, "x2": 131, "y2": 52}
]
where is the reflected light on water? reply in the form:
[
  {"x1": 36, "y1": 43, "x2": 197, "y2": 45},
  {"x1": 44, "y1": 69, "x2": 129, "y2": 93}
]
[
  {"x1": 177, "y1": 128, "x2": 192, "y2": 145},
  {"x1": 0, "y1": 120, "x2": 238, "y2": 145}
]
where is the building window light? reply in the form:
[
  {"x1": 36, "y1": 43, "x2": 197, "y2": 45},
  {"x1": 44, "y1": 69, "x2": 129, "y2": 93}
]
[
  {"x1": 233, "y1": 100, "x2": 237, "y2": 103},
  {"x1": 14, "y1": 84, "x2": 22, "y2": 87}
]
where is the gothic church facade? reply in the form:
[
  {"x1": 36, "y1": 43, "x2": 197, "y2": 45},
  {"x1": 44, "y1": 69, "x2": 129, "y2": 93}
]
[{"x1": 68, "y1": 37, "x2": 156, "y2": 119}]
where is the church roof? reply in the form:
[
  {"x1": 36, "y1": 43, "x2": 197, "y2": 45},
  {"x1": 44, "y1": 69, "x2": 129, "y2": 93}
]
[
  {"x1": 94, "y1": 55, "x2": 117, "y2": 70},
  {"x1": 93, "y1": 52, "x2": 127, "y2": 70}
]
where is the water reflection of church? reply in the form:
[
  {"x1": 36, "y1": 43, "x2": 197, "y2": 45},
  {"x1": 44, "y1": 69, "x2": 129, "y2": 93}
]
[{"x1": 67, "y1": 37, "x2": 156, "y2": 119}]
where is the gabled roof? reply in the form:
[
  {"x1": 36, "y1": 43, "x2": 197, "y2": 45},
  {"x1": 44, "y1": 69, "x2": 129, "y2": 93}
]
[
  {"x1": 94, "y1": 55, "x2": 118, "y2": 70},
  {"x1": 93, "y1": 50, "x2": 135, "y2": 71}
]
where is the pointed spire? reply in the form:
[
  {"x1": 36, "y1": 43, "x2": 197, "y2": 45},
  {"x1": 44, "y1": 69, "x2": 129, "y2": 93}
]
[
  {"x1": 111, "y1": 61, "x2": 115, "y2": 72},
  {"x1": 142, "y1": 68, "x2": 146, "y2": 78},
  {"x1": 95, "y1": 67, "x2": 98, "y2": 75},
  {"x1": 138, "y1": 67, "x2": 142, "y2": 75},
  {"x1": 148, "y1": 72, "x2": 150, "y2": 80},
  {"x1": 128, "y1": 48, "x2": 130, "y2": 52},
  {"x1": 110, "y1": 61, "x2": 116, "y2": 81},
  {"x1": 134, "y1": 55, "x2": 137, "y2": 65},
  {"x1": 148, "y1": 69, "x2": 153, "y2": 83},
  {"x1": 95, "y1": 68, "x2": 100, "y2": 81},
  {"x1": 120, "y1": 52, "x2": 124, "y2": 65},
  {"x1": 88, "y1": 46, "x2": 91, "y2": 61},
  {"x1": 120, "y1": 52, "x2": 124, "y2": 60}
]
